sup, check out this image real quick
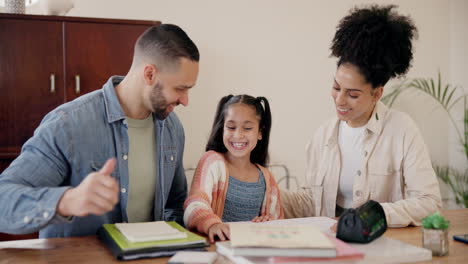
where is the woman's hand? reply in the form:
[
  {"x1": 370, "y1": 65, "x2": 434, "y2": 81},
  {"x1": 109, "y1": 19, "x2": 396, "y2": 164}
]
[
  {"x1": 207, "y1": 223, "x2": 230, "y2": 243},
  {"x1": 330, "y1": 216, "x2": 339, "y2": 233},
  {"x1": 330, "y1": 223, "x2": 338, "y2": 233},
  {"x1": 251, "y1": 215, "x2": 271, "y2": 222}
]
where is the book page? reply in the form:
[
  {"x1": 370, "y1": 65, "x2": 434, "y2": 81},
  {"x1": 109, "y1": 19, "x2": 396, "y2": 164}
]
[
  {"x1": 229, "y1": 223, "x2": 335, "y2": 249},
  {"x1": 259, "y1": 217, "x2": 337, "y2": 234},
  {"x1": 229, "y1": 217, "x2": 337, "y2": 235}
]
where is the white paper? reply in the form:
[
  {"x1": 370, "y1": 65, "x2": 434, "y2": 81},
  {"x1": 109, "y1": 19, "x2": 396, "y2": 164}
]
[
  {"x1": 168, "y1": 251, "x2": 217, "y2": 264},
  {"x1": 115, "y1": 221, "x2": 187, "y2": 243}
]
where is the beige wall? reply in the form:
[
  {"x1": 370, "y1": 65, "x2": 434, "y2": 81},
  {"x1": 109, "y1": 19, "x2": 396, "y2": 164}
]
[
  {"x1": 449, "y1": 0, "x2": 468, "y2": 172},
  {"x1": 13, "y1": 1, "x2": 466, "y2": 204},
  {"x1": 445, "y1": 0, "x2": 468, "y2": 208}
]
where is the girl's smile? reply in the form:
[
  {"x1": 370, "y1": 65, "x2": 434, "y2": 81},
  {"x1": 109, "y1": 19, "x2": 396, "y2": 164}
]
[
  {"x1": 223, "y1": 103, "x2": 262, "y2": 161},
  {"x1": 229, "y1": 141, "x2": 248, "y2": 150}
]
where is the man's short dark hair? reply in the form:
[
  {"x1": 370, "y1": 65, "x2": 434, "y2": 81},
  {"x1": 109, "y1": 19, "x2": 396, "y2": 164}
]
[{"x1": 134, "y1": 24, "x2": 199, "y2": 71}]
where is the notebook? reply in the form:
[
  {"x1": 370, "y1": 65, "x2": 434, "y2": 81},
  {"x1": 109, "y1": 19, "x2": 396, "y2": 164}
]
[
  {"x1": 98, "y1": 221, "x2": 208, "y2": 261},
  {"x1": 115, "y1": 221, "x2": 187, "y2": 243}
]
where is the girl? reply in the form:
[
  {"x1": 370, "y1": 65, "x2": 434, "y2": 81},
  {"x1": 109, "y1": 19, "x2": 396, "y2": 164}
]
[
  {"x1": 184, "y1": 95, "x2": 283, "y2": 243},
  {"x1": 281, "y1": 5, "x2": 441, "y2": 227}
]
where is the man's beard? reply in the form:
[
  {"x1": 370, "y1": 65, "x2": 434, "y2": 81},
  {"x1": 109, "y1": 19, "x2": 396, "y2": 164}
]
[{"x1": 150, "y1": 82, "x2": 175, "y2": 120}]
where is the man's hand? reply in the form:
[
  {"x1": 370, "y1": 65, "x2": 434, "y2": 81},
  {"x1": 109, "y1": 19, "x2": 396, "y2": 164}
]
[
  {"x1": 207, "y1": 223, "x2": 230, "y2": 243},
  {"x1": 57, "y1": 158, "x2": 119, "y2": 217}
]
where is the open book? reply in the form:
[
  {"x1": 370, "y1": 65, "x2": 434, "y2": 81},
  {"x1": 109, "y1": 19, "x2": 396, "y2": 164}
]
[{"x1": 227, "y1": 223, "x2": 336, "y2": 257}]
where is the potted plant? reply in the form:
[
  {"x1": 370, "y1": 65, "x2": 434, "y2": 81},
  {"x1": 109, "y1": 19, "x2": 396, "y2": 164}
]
[
  {"x1": 382, "y1": 73, "x2": 468, "y2": 208},
  {"x1": 421, "y1": 212, "x2": 450, "y2": 256}
]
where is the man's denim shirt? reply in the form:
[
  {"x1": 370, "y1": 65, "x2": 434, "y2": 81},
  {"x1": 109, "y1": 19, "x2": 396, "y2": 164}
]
[{"x1": 0, "y1": 76, "x2": 187, "y2": 238}]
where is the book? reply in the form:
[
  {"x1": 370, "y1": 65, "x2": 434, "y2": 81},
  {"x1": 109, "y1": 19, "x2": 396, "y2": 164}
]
[
  {"x1": 227, "y1": 223, "x2": 336, "y2": 257},
  {"x1": 226, "y1": 236, "x2": 431, "y2": 264},
  {"x1": 98, "y1": 221, "x2": 209, "y2": 261},
  {"x1": 115, "y1": 221, "x2": 187, "y2": 243},
  {"x1": 217, "y1": 240, "x2": 336, "y2": 258},
  {"x1": 217, "y1": 235, "x2": 363, "y2": 264}
]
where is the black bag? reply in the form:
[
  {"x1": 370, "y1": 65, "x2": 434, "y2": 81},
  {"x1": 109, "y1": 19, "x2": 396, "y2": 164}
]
[{"x1": 336, "y1": 200, "x2": 387, "y2": 243}]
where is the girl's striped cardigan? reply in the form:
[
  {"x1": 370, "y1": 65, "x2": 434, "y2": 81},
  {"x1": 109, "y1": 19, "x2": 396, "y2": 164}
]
[{"x1": 183, "y1": 151, "x2": 284, "y2": 234}]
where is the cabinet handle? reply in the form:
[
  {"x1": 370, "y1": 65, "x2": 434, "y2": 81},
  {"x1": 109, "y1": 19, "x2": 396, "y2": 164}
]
[
  {"x1": 75, "y1": 75, "x2": 80, "y2": 94},
  {"x1": 50, "y1": 74, "x2": 56, "y2": 93}
]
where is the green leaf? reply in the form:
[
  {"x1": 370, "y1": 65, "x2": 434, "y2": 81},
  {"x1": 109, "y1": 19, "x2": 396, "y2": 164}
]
[
  {"x1": 422, "y1": 212, "x2": 450, "y2": 230},
  {"x1": 441, "y1": 84, "x2": 449, "y2": 105},
  {"x1": 430, "y1": 78, "x2": 436, "y2": 99},
  {"x1": 438, "y1": 71, "x2": 441, "y2": 99},
  {"x1": 445, "y1": 88, "x2": 457, "y2": 109}
]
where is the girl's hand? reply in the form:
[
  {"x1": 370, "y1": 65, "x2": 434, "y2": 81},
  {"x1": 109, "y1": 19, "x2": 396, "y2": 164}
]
[
  {"x1": 251, "y1": 215, "x2": 271, "y2": 222},
  {"x1": 207, "y1": 223, "x2": 230, "y2": 243}
]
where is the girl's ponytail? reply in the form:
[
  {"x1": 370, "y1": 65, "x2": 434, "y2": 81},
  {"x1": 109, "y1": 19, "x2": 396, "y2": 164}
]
[
  {"x1": 256, "y1": 96, "x2": 272, "y2": 135},
  {"x1": 250, "y1": 96, "x2": 272, "y2": 166},
  {"x1": 205, "y1": 95, "x2": 233, "y2": 152}
]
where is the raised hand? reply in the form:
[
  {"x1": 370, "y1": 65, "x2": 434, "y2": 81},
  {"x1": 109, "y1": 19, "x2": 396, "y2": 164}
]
[{"x1": 57, "y1": 158, "x2": 119, "y2": 217}]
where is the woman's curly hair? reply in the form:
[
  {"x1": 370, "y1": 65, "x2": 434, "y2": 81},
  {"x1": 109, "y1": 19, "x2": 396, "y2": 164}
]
[{"x1": 331, "y1": 5, "x2": 418, "y2": 88}]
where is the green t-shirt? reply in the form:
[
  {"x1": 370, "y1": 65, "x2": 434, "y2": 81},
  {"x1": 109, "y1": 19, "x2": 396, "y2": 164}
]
[{"x1": 126, "y1": 114, "x2": 157, "y2": 222}]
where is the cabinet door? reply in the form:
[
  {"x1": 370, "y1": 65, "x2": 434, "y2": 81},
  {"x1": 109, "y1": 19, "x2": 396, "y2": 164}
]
[
  {"x1": 0, "y1": 19, "x2": 64, "y2": 164},
  {"x1": 64, "y1": 22, "x2": 151, "y2": 100}
]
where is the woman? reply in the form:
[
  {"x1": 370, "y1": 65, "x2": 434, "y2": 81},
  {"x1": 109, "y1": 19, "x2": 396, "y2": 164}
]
[{"x1": 281, "y1": 5, "x2": 441, "y2": 227}]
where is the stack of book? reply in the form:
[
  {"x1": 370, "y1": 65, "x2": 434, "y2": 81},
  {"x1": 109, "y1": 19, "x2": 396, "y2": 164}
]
[
  {"x1": 216, "y1": 223, "x2": 363, "y2": 264},
  {"x1": 98, "y1": 221, "x2": 208, "y2": 261}
]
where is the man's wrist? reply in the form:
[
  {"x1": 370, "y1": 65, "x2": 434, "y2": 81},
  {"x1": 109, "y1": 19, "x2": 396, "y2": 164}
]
[{"x1": 56, "y1": 188, "x2": 74, "y2": 217}]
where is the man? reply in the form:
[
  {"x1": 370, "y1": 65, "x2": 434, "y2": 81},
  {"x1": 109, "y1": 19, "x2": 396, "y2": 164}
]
[{"x1": 0, "y1": 24, "x2": 199, "y2": 238}]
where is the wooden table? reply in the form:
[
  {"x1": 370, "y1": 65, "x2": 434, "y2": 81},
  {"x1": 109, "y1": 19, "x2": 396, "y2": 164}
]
[
  {"x1": 382, "y1": 209, "x2": 468, "y2": 264},
  {"x1": 1, "y1": 210, "x2": 467, "y2": 263}
]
